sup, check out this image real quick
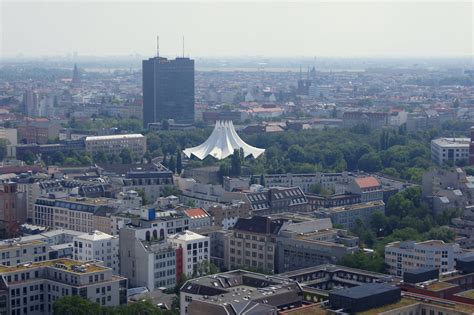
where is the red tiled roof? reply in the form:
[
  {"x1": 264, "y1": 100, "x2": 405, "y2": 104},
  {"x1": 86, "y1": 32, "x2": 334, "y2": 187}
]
[
  {"x1": 183, "y1": 208, "x2": 209, "y2": 219},
  {"x1": 354, "y1": 176, "x2": 381, "y2": 189}
]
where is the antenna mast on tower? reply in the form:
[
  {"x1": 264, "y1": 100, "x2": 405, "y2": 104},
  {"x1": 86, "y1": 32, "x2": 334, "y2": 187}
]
[
  {"x1": 156, "y1": 36, "x2": 160, "y2": 57},
  {"x1": 182, "y1": 36, "x2": 185, "y2": 58}
]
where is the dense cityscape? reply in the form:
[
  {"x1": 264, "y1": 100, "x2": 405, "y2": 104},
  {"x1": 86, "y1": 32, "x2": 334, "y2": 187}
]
[{"x1": 1, "y1": 1, "x2": 474, "y2": 315}]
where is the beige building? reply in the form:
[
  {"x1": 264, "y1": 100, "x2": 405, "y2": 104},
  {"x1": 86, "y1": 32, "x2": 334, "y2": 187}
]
[
  {"x1": 316, "y1": 201, "x2": 385, "y2": 230},
  {"x1": 34, "y1": 196, "x2": 119, "y2": 233},
  {"x1": 207, "y1": 201, "x2": 251, "y2": 230},
  {"x1": 0, "y1": 258, "x2": 127, "y2": 315},
  {"x1": 85, "y1": 134, "x2": 146, "y2": 158},
  {"x1": 227, "y1": 216, "x2": 283, "y2": 274}
]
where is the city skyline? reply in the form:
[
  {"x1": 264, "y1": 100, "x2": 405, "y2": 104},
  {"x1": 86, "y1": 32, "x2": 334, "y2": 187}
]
[{"x1": 1, "y1": 1, "x2": 473, "y2": 58}]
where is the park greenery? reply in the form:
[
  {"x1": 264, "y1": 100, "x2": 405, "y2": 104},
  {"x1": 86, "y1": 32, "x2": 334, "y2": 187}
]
[
  {"x1": 338, "y1": 186, "x2": 460, "y2": 273},
  {"x1": 146, "y1": 123, "x2": 438, "y2": 183},
  {"x1": 26, "y1": 118, "x2": 471, "y2": 184}
]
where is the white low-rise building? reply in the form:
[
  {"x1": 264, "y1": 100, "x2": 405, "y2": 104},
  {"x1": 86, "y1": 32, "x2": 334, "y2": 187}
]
[
  {"x1": 385, "y1": 240, "x2": 474, "y2": 277},
  {"x1": 73, "y1": 230, "x2": 119, "y2": 274},
  {"x1": 85, "y1": 133, "x2": 146, "y2": 158},
  {"x1": 431, "y1": 137, "x2": 470, "y2": 165}
]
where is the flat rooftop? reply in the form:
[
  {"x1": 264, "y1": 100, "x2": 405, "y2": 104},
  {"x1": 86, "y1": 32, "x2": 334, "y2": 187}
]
[
  {"x1": 0, "y1": 258, "x2": 107, "y2": 274},
  {"x1": 330, "y1": 283, "x2": 398, "y2": 299},
  {"x1": 85, "y1": 134, "x2": 144, "y2": 141},
  {"x1": 324, "y1": 201, "x2": 384, "y2": 213},
  {"x1": 360, "y1": 295, "x2": 474, "y2": 315},
  {"x1": 0, "y1": 239, "x2": 46, "y2": 251},
  {"x1": 432, "y1": 138, "x2": 470, "y2": 148}
]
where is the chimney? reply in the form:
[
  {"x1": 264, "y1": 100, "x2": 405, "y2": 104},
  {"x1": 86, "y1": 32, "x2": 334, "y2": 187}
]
[{"x1": 266, "y1": 217, "x2": 271, "y2": 234}]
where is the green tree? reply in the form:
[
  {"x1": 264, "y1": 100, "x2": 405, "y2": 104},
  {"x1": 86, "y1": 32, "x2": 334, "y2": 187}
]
[
  {"x1": 161, "y1": 119, "x2": 170, "y2": 130},
  {"x1": 23, "y1": 151, "x2": 35, "y2": 165},
  {"x1": 370, "y1": 211, "x2": 389, "y2": 236},
  {"x1": 53, "y1": 295, "x2": 102, "y2": 315},
  {"x1": 168, "y1": 156, "x2": 176, "y2": 173},
  {"x1": 107, "y1": 153, "x2": 121, "y2": 164},
  {"x1": 176, "y1": 149, "x2": 183, "y2": 175},
  {"x1": 119, "y1": 148, "x2": 133, "y2": 164},
  {"x1": 218, "y1": 163, "x2": 231, "y2": 179},
  {"x1": 0, "y1": 139, "x2": 7, "y2": 160},
  {"x1": 162, "y1": 186, "x2": 181, "y2": 197},
  {"x1": 287, "y1": 144, "x2": 306, "y2": 163},
  {"x1": 51, "y1": 151, "x2": 65, "y2": 165},
  {"x1": 230, "y1": 149, "x2": 242, "y2": 176},
  {"x1": 358, "y1": 152, "x2": 383, "y2": 172},
  {"x1": 93, "y1": 151, "x2": 108, "y2": 164},
  {"x1": 424, "y1": 227, "x2": 455, "y2": 243},
  {"x1": 338, "y1": 251, "x2": 385, "y2": 273},
  {"x1": 136, "y1": 188, "x2": 148, "y2": 205}
]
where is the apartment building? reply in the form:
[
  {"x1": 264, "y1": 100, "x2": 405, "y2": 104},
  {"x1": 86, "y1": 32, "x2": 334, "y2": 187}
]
[
  {"x1": 227, "y1": 216, "x2": 284, "y2": 274},
  {"x1": 34, "y1": 196, "x2": 120, "y2": 233},
  {"x1": 316, "y1": 201, "x2": 385, "y2": 230},
  {"x1": 73, "y1": 231, "x2": 119, "y2": 274},
  {"x1": 119, "y1": 228, "x2": 178, "y2": 291},
  {"x1": 262, "y1": 172, "x2": 353, "y2": 193},
  {"x1": 181, "y1": 208, "x2": 212, "y2": 229},
  {"x1": 0, "y1": 240, "x2": 49, "y2": 267},
  {"x1": 0, "y1": 259, "x2": 127, "y2": 315},
  {"x1": 346, "y1": 176, "x2": 383, "y2": 203},
  {"x1": 276, "y1": 218, "x2": 359, "y2": 273},
  {"x1": 112, "y1": 163, "x2": 174, "y2": 203},
  {"x1": 0, "y1": 229, "x2": 82, "y2": 267},
  {"x1": 206, "y1": 201, "x2": 251, "y2": 229},
  {"x1": 342, "y1": 111, "x2": 388, "y2": 129},
  {"x1": 385, "y1": 240, "x2": 474, "y2": 277},
  {"x1": 167, "y1": 231, "x2": 209, "y2": 278},
  {"x1": 85, "y1": 134, "x2": 146, "y2": 158},
  {"x1": 16, "y1": 177, "x2": 75, "y2": 222},
  {"x1": 431, "y1": 137, "x2": 470, "y2": 165},
  {"x1": 222, "y1": 186, "x2": 309, "y2": 216},
  {"x1": 306, "y1": 193, "x2": 361, "y2": 210},
  {"x1": 0, "y1": 182, "x2": 27, "y2": 238},
  {"x1": 16, "y1": 118, "x2": 61, "y2": 145},
  {"x1": 177, "y1": 178, "x2": 225, "y2": 209}
]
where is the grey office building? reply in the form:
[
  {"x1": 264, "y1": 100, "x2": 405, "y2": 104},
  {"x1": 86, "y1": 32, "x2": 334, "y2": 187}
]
[{"x1": 142, "y1": 56, "x2": 195, "y2": 127}]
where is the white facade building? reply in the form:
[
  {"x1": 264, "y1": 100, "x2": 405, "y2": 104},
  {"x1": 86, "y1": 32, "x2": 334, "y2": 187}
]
[
  {"x1": 431, "y1": 137, "x2": 470, "y2": 165},
  {"x1": 73, "y1": 231, "x2": 119, "y2": 274},
  {"x1": 385, "y1": 240, "x2": 473, "y2": 277},
  {"x1": 85, "y1": 134, "x2": 146, "y2": 157},
  {"x1": 168, "y1": 231, "x2": 209, "y2": 278}
]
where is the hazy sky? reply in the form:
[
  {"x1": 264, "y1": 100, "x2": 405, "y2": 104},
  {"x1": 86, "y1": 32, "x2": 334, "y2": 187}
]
[{"x1": 1, "y1": 1, "x2": 473, "y2": 58}]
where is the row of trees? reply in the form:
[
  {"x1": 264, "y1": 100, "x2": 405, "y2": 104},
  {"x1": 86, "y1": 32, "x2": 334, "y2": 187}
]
[
  {"x1": 19, "y1": 147, "x2": 141, "y2": 167},
  {"x1": 162, "y1": 148, "x2": 183, "y2": 174}
]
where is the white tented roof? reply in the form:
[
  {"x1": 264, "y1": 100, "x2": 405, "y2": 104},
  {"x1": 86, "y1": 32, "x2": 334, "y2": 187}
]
[{"x1": 183, "y1": 120, "x2": 265, "y2": 160}]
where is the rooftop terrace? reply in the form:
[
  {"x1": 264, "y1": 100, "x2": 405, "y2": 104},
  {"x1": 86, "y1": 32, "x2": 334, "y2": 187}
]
[{"x1": 0, "y1": 258, "x2": 107, "y2": 274}]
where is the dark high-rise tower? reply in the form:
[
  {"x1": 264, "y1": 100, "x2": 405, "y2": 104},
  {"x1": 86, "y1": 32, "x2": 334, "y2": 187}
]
[{"x1": 142, "y1": 56, "x2": 195, "y2": 127}]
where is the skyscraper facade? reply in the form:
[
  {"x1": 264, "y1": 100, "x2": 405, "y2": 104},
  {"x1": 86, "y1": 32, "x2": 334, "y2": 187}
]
[{"x1": 142, "y1": 56, "x2": 195, "y2": 127}]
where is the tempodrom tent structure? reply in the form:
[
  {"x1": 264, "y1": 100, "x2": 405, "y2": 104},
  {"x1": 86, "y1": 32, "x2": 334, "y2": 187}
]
[{"x1": 183, "y1": 120, "x2": 265, "y2": 160}]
